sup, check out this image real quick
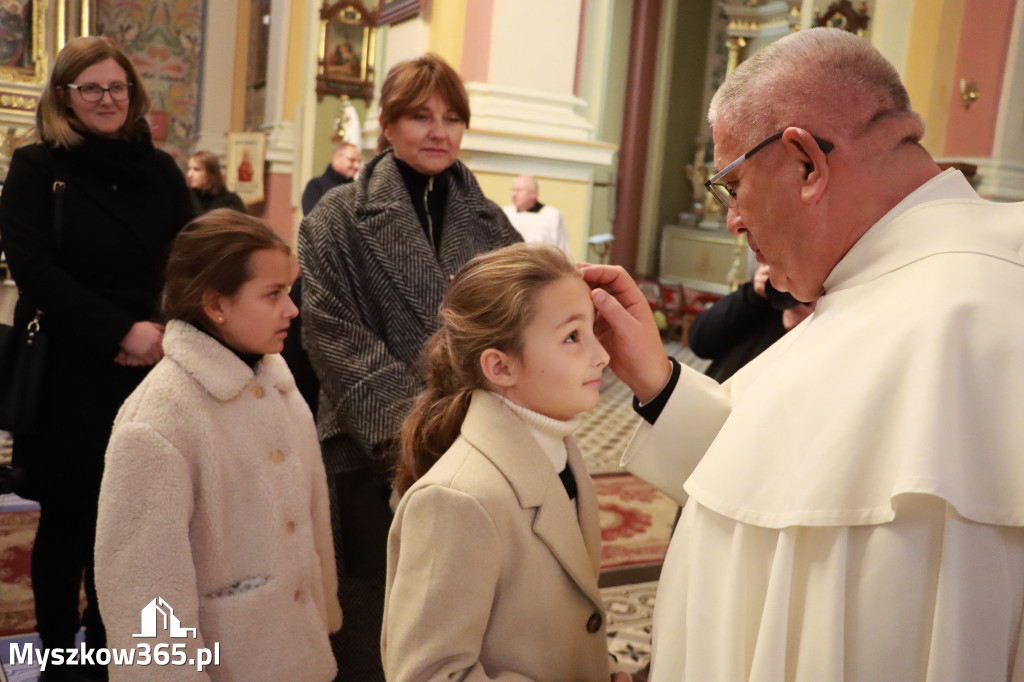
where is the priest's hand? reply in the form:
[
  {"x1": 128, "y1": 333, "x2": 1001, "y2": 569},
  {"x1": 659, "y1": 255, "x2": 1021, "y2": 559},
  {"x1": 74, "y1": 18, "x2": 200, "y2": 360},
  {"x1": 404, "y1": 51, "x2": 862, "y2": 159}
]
[{"x1": 580, "y1": 263, "x2": 671, "y2": 403}]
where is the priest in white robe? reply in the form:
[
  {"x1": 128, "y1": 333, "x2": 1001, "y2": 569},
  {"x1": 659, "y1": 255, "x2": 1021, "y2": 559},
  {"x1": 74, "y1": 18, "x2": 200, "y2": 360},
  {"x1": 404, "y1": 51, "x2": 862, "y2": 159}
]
[
  {"x1": 503, "y1": 175, "x2": 569, "y2": 254},
  {"x1": 582, "y1": 27, "x2": 1024, "y2": 681}
]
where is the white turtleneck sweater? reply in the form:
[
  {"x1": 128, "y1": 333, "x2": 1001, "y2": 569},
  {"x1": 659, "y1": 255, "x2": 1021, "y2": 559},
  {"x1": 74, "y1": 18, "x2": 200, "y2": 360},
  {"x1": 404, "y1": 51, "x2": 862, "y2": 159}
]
[{"x1": 494, "y1": 394, "x2": 581, "y2": 476}]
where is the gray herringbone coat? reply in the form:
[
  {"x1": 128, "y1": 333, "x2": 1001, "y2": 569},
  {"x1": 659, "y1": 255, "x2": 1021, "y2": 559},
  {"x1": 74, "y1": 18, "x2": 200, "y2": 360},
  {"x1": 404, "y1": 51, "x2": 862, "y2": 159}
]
[{"x1": 297, "y1": 151, "x2": 522, "y2": 476}]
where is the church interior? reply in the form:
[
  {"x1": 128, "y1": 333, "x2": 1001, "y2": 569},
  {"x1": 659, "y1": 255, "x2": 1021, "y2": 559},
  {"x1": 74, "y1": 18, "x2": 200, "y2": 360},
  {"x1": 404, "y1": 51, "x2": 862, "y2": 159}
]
[{"x1": 0, "y1": 0, "x2": 1022, "y2": 679}]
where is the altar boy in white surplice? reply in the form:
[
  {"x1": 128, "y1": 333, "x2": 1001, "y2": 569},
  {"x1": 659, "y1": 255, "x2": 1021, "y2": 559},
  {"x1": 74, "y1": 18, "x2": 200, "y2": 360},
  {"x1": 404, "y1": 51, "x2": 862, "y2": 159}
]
[{"x1": 582, "y1": 27, "x2": 1024, "y2": 682}]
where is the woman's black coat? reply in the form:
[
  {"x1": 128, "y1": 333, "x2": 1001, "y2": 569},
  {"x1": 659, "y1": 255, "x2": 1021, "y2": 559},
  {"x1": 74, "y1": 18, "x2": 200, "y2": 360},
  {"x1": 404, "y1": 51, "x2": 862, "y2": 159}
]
[{"x1": 0, "y1": 133, "x2": 194, "y2": 503}]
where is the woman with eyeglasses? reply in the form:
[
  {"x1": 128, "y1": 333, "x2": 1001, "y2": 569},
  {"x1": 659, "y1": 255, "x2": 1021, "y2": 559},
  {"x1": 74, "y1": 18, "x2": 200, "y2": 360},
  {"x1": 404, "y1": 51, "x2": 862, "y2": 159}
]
[{"x1": 0, "y1": 36, "x2": 194, "y2": 680}]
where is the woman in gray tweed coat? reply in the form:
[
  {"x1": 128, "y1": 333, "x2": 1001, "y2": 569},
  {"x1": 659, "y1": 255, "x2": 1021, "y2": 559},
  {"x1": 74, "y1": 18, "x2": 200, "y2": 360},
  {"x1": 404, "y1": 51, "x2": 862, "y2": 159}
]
[{"x1": 297, "y1": 53, "x2": 521, "y2": 680}]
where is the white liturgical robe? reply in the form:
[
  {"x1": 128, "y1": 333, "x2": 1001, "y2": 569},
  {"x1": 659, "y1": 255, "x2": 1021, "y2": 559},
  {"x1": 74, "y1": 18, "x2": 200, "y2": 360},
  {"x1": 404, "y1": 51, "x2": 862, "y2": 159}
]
[
  {"x1": 623, "y1": 170, "x2": 1024, "y2": 681},
  {"x1": 503, "y1": 204, "x2": 569, "y2": 254}
]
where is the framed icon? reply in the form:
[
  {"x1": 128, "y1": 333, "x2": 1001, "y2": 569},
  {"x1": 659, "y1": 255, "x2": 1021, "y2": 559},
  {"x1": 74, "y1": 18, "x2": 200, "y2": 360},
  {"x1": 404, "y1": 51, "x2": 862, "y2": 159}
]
[{"x1": 316, "y1": 1, "x2": 375, "y2": 102}]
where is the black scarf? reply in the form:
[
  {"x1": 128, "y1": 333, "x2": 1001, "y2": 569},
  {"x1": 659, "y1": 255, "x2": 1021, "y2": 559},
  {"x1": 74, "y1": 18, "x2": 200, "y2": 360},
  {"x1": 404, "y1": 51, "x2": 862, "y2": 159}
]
[{"x1": 65, "y1": 129, "x2": 160, "y2": 191}]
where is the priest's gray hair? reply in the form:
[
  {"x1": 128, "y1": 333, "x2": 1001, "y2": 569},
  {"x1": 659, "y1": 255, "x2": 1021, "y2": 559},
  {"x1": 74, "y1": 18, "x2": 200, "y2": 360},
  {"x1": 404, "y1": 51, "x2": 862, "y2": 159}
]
[{"x1": 708, "y1": 28, "x2": 921, "y2": 148}]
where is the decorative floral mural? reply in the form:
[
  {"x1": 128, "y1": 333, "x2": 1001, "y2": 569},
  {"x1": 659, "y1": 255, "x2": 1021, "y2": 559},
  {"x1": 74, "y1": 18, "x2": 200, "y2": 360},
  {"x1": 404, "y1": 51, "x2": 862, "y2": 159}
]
[{"x1": 96, "y1": 0, "x2": 203, "y2": 166}]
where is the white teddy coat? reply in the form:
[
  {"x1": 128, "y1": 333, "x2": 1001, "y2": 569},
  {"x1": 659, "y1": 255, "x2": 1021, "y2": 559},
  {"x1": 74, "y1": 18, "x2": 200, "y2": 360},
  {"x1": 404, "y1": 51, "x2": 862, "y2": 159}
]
[{"x1": 95, "y1": 321, "x2": 342, "y2": 681}]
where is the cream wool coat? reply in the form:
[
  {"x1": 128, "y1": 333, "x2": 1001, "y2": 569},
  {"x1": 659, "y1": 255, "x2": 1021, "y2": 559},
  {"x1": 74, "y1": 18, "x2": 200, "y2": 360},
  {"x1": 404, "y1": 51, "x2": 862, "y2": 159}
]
[
  {"x1": 383, "y1": 390, "x2": 613, "y2": 681},
  {"x1": 95, "y1": 321, "x2": 342, "y2": 681},
  {"x1": 624, "y1": 170, "x2": 1024, "y2": 681}
]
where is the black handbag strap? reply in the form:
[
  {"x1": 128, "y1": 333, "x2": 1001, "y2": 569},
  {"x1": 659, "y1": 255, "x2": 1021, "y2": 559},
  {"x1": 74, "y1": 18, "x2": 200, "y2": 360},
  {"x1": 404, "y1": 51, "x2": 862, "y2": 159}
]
[{"x1": 23, "y1": 168, "x2": 66, "y2": 323}]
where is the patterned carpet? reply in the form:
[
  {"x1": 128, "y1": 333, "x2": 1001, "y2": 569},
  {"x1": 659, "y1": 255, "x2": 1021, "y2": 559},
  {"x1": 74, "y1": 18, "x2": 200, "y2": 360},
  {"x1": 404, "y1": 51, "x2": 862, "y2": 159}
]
[
  {"x1": 0, "y1": 508, "x2": 36, "y2": 638},
  {"x1": 597, "y1": 475, "x2": 677, "y2": 571}
]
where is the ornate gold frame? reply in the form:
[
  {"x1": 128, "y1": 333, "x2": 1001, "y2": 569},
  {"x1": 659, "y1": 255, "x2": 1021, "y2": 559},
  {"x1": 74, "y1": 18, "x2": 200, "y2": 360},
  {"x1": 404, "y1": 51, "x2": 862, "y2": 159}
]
[
  {"x1": 57, "y1": 0, "x2": 95, "y2": 52},
  {"x1": 0, "y1": 0, "x2": 49, "y2": 87},
  {"x1": 316, "y1": 0, "x2": 376, "y2": 102}
]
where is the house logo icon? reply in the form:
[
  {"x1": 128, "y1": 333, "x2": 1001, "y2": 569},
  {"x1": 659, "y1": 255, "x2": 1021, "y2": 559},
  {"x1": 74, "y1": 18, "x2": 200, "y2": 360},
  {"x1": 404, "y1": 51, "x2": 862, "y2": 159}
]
[{"x1": 133, "y1": 597, "x2": 198, "y2": 639}]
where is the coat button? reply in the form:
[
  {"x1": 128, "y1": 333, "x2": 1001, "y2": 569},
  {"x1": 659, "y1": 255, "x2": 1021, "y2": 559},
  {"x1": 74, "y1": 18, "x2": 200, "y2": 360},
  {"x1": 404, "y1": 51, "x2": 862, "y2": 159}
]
[
  {"x1": 586, "y1": 613, "x2": 602, "y2": 633},
  {"x1": 271, "y1": 450, "x2": 285, "y2": 463},
  {"x1": 252, "y1": 386, "x2": 265, "y2": 398},
  {"x1": 286, "y1": 521, "x2": 296, "y2": 533}
]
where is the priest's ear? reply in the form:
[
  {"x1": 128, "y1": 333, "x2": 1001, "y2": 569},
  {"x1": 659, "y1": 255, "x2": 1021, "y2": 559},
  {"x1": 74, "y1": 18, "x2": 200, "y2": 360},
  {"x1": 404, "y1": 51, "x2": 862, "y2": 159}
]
[
  {"x1": 480, "y1": 348, "x2": 520, "y2": 389},
  {"x1": 782, "y1": 127, "x2": 829, "y2": 204}
]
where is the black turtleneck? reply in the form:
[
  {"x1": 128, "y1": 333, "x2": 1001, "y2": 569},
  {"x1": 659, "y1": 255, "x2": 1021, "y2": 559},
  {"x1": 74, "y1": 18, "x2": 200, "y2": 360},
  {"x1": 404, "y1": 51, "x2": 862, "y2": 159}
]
[
  {"x1": 394, "y1": 157, "x2": 450, "y2": 252},
  {"x1": 197, "y1": 325, "x2": 262, "y2": 372},
  {"x1": 527, "y1": 201, "x2": 544, "y2": 213}
]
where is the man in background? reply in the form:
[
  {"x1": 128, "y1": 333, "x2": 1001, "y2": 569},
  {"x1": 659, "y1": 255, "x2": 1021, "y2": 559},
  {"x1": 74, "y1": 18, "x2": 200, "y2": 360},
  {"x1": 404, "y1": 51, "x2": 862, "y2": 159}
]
[
  {"x1": 302, "y1": 141, "x2": 361, "y2": 216},
  {"x1": 688, "y1": 264, "x2": 815, "y2": 383},
  {"x1": 503, "y1": 174, "x2": 569, "y2": 253}
]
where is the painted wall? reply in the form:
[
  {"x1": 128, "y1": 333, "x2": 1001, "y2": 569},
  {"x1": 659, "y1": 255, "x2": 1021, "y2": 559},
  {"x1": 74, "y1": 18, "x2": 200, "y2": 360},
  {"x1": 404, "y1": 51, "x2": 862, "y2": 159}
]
[
  {"x1": 96, "y1": 0, "x2": 204, "y2": 166},
  {"x1": 943, "y1": 0, "x2": 1016, "y2": 157},
  {"x1": 474, "y1": 171, "x2": 591, "y2": 261},
  {"x1": 487, "y1": 0, "x2": 582, "y2": 94},
  {"x1": 902, "y1": 0, "x2": 966, "y2": 156},
  {"x1": 585, "y1": 0, "x2": 634, "y2": 250},
  {"x1": 655, "y1": 0, "x2": 713, "y2": 244}
]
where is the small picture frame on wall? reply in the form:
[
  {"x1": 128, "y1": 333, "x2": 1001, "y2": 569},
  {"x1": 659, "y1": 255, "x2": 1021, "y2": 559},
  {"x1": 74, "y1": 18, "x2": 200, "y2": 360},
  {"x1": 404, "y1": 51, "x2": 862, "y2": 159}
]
[
  {"x1": 226, "y1": 132, "x2": 266, "y2": 205},
  {"x1": 377, "y1": 0, "x2": 425, "y2": 26},
  {"x1": 316, "y1": 1, "x2": 376, "y2": 102}
]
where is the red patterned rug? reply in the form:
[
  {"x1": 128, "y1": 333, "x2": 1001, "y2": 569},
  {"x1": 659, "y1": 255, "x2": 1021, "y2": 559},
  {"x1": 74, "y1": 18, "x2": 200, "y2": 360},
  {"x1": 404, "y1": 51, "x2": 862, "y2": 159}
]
[
  {"x1": 596, "y1": 474, "x2": 677, "y2": 571},
  {"x1": 0, "y1": 509, "x2": 38, "y2": 636}
]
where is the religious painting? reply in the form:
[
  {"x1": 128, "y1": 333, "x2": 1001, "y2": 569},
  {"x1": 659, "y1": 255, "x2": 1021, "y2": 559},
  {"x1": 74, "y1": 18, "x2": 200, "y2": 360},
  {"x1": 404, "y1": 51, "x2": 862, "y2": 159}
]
[
  {"x1": 0, "y1": 0, "x2": 47, "y2": 86},
  {"x1": 225, "y1": 132, "x2": 265, "y2": 205},
  {"x1": 377, "y1": 0, "x2": 424, "y2": 25},
  {"x1": 93, "y1": 0, "x2": 201, "y2": 164},
  {"x1": 316, "y1": 0, "x2": 375, "y2": 102}
]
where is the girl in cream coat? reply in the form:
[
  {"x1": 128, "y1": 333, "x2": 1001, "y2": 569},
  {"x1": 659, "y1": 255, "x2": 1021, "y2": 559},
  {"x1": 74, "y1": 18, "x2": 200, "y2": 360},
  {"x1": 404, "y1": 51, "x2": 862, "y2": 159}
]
[
  {"x1": 384, "y1": 244, "x2": 629, "y2": 682},
  {"x1": 95, "y1": 211, "x2": 341, "y2": 681}
]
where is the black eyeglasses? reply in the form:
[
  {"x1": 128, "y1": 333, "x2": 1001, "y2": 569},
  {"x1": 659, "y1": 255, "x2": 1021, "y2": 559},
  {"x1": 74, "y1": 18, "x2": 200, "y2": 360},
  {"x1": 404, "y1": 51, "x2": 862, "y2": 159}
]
[
  {"x1": 64, "y1": 82, "x2": 132, "y2": 103},
  {"x1": 704, "y1": 130, "x2": 834, "y2": 209}
]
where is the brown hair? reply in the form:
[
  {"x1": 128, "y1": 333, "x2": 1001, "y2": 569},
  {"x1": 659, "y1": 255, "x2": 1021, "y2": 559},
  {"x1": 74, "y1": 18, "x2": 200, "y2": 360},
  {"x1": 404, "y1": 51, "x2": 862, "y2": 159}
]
[
  {"x1": 35, "y1": 36, "x2": 151, "y2": 148},
  {"x1": 377, "y1": 53, "x2": 470, "y2": 152},
  {"x1": 190, "y1": 150, "x2": 228, "y2": 194},
  {"x1": 394, "y1": 243, "x2": 578, "y2": 496},
  {"x1": 161, "y1": 209, "x2": 289, "y2": 332}
]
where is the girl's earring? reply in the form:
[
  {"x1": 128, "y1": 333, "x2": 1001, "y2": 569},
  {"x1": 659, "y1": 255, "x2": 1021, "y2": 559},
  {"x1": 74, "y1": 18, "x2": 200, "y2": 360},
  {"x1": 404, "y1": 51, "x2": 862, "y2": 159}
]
[{"x1": 217, "y1": 317, "x2": 224, "y2": 323}]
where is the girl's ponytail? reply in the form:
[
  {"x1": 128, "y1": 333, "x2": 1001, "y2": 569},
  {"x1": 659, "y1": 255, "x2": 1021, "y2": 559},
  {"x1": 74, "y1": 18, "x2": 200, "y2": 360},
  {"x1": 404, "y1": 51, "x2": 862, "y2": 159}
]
[{"x1": 395, "y1": 330, "x2": 473, "y2": 496}]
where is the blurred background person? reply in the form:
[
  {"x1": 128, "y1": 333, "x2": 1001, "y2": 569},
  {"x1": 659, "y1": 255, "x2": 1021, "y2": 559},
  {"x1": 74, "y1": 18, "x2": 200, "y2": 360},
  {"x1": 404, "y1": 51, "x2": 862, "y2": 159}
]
[
  {"x1": 302, "y1": 140, "x2": 361, "y2": 216},
  {"x1": 298, "y1": 52, "x2": 521, "y2": 680},
  {"x1": 689, "y1": 264, "x2": 816, "y2": 382},
  {"x1": 186, "y1": 150, "x2": 246, "y2": 215},
  {"x1": 0, "y1": 35, "x2": 193, "y2": 681},
  {"x1": 502, "y1": 174, "x2": 569, "y2": 254}
]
